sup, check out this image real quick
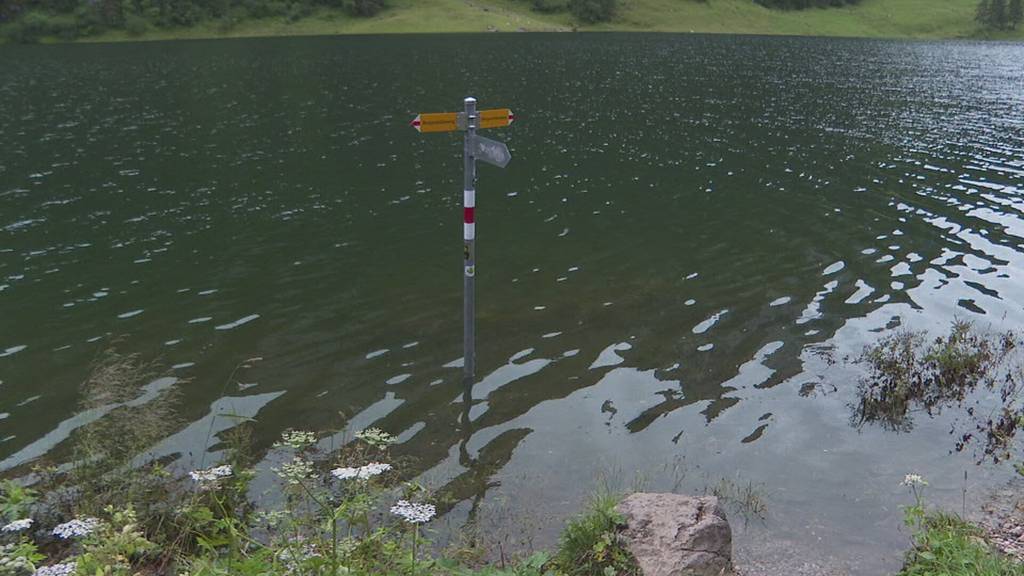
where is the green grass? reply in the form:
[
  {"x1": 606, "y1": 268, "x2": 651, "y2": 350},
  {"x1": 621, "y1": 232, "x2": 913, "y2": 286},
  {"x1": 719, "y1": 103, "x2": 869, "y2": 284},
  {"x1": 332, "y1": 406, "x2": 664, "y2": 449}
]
[
  {"x1": 69, "y1": 0, "x2": 1024, "y2": 43},
  {"x1": 900, "y1": 512, "x2": 1024, "y2": 576}
]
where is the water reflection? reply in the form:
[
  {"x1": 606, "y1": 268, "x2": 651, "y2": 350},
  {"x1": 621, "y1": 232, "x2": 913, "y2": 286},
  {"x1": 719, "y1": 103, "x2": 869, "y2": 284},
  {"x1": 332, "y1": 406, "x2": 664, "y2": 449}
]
[{"x1": 1, "y1": 34, "x2": 1023, "y2": 575}]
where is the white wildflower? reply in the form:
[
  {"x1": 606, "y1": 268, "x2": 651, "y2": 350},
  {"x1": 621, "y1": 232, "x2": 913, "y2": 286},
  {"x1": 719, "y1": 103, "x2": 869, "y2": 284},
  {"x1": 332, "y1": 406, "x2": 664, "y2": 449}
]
[
  {"x1": 254, "y1": 509, "x2": 288, "y2": 527},
  {"x1": 1, "y1": 518, "x2": 32, "y2": 532},
  {"x1": 52, "y1": 517, "x2": 99, "y2": 539},
  {"x1": 277, "y1": 430, "x2": 317, "y2": 450},
  {"x1": 35, "y1": 561, "x2": 78, "y2": 576},
  {"x1": 273, "y1": 457, "x2": 316, "y2": 485},
  {"x1": 390, "y1": 500, "x2": 436, "y2": 524},
  {"x1": 189, "y1": 464, "x2": 234, "y2": 484},
  {"x1": 276, "y1": 536, "x2": 321, "y2": 573},
  {"x1": 355, "y1": 427, "x2": 396, "y2": 448},
  {"x1": 331, "y1": 462, "x2": 392, "y2": 481},
  {"x1": 901, "y1": 473, "x2": 928, "y2": 487}
]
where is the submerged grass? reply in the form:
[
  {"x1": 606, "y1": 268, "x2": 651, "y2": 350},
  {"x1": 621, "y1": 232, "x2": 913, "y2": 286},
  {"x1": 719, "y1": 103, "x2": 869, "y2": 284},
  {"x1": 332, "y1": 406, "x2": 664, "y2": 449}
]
[{"x1": 853, "y1": 320, "x2": 1024, "y2": 463}]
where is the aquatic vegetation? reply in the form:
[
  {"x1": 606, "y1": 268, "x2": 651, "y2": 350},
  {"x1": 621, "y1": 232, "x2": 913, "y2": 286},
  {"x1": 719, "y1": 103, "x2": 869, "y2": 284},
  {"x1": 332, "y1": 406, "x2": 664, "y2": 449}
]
[
  {"x1": 853, "y1": 321, "x2": 1024, "y2": 463},
  {"x1": 709, "y1": 476, "x2": 769, "y2": 526}
]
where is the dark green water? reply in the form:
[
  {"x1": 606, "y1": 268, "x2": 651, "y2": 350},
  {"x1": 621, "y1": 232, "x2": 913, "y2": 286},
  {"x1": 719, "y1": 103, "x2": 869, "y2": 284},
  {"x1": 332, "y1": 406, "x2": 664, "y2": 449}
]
[{"x1": 2, "y1": 34, "x2": 1024, "y2": 574}]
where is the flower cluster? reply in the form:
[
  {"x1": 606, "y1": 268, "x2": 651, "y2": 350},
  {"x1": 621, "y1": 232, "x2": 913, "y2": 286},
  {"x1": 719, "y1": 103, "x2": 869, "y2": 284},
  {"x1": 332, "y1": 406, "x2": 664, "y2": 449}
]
[
  {"x1": 277, "y1": 430, "x2": 317, "y2": 450},
  {"x1": 52, "y1": 517, "x2": 99, "y2": 539},
  {"x1": 35, "y1": 561, "x2": 78, "y2": 576},
  {"x1": 276, "y1": 536, "x2": 321, "y2": 572},
  {"x1": 390, "y1": 500, "x2": 436, "y2": 524},
  {"x1": 901, "y1": 473, "x2": 928, "y2": 487},
  {"x1": 274, "y1": 457, "x2": 316, "y2": 485},
  {"x1": 355, "y1": 427, "x2": 396, "y2": 448},
  {"x1": 331, "y1": 462, "x2": 392, "y2": 481},
  {"x1": 1, "y1": 518, "x2": 32, "y2": 533},
  {"x1": 189, "y1": 464, "x2": 234, "y2": 483}
]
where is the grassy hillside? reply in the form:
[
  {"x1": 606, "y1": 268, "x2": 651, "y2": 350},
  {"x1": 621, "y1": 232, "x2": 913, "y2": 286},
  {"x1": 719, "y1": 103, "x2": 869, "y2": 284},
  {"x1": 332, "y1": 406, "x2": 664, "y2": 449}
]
[{"x1": 41, "y1": 0, "x2": 1024, "y2": 42}]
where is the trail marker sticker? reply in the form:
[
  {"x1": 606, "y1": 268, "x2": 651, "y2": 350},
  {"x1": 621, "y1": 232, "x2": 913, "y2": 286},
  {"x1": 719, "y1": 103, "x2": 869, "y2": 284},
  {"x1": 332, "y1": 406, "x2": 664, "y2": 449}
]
[{"x1": 411, "y1": 98, "x2": 514, "y2": 393}]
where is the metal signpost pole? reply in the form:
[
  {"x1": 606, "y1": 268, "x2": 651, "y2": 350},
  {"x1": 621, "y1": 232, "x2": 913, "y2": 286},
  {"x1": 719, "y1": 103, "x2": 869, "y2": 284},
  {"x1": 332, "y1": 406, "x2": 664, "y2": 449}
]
[
  {"x1": 463, "y1": 96, "x2": 478, "y2": 391},
  {"x1": 410, "y1": 98, "x2": 511, "y2": 421}
]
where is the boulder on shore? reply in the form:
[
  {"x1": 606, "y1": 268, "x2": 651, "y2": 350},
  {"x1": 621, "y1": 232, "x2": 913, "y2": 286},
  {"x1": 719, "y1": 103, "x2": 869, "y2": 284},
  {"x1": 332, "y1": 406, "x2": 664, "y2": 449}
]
[{"x1": 616, "y1": 493, "x2": 734, "y2": 576}]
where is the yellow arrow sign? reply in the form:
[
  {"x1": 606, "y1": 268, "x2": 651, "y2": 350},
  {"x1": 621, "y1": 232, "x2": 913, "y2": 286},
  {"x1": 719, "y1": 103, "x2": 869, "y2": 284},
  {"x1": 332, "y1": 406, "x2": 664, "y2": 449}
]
[
  {"x1": 410, "y1": 112, "x2": 460, "y2": 133},
  {"x1": 478, "y1": 108, "x2": 515, "y2": 129},
  {"x1": 410, "y1": 109, "x2": 515, "y2": 133}
]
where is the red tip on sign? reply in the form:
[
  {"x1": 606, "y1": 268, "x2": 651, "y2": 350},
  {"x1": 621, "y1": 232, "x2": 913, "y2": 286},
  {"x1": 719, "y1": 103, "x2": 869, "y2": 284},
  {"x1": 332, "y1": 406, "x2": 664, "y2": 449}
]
[
  {"x1": 508, "y1": 113, "x2": 515, "y2": 123},
  {"x1": 410, "y1": 115, "x2": 422, "y2": 132}
]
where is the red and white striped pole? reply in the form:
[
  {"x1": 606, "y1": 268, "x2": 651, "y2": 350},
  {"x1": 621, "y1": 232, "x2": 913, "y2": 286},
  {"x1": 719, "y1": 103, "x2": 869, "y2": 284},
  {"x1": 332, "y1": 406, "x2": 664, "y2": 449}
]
[{"x1": 463, "y1": 97, "x2": 477, "y2": 389}]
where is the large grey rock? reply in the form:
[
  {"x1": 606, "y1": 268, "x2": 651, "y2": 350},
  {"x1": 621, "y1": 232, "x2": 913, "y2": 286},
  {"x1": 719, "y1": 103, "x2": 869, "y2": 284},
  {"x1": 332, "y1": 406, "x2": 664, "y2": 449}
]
[{"x1": 616, "y1": 493, "x2": 734, "y2": 576}]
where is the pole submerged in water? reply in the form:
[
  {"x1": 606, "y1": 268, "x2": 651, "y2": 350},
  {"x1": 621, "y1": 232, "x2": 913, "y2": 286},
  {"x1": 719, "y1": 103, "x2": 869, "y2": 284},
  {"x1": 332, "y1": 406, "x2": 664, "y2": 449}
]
[
  {"x1": 409, "y1": 97, "x2": 512, "y2": 416},
  {"x1": 463, "y1": 96, "x2": 477, "y2": 391}
]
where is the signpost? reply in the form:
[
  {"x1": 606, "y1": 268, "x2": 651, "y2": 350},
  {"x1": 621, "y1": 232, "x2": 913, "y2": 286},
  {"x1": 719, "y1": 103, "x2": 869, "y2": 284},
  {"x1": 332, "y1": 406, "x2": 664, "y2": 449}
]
[{"x1": 411, "y1": 97, "x2": 514, "y2": 398}]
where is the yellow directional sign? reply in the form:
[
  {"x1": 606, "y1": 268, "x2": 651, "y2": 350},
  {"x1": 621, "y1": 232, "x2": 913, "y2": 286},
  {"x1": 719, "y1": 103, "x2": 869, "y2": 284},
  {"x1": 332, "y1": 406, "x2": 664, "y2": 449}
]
[
  {"x1": 478, "y1": 108, "x2": 515, "y2": 129},
  {"x1": 410, "y1": 109, "x2": 514, "y2": 133},
  {"x1": 410, "y1": 112, "x2": 460, "y2": 133}
]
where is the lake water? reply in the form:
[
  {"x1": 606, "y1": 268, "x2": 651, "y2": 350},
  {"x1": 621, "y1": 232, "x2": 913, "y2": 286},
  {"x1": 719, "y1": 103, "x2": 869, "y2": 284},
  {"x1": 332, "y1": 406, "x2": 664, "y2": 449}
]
[{"x1": 2, "y1": 33, "x2": 1024, "y2": 574}]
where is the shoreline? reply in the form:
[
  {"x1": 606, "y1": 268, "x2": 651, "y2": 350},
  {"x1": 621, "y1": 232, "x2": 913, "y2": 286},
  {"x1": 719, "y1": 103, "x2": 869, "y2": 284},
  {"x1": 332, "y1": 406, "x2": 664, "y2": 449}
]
[
  {"x1": 4, "y1": 0, "x2": 1024, "y2": 46},
  {"x1": 19, "y1": 26, "x2": 1024, "y2": 47}
]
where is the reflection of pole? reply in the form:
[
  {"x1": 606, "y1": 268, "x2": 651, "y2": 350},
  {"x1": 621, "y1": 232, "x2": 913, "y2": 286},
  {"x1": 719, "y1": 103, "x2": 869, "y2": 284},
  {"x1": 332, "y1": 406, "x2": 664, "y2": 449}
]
[{"x1": 463, "y1": 96, "x2": 477, "y2": 394}]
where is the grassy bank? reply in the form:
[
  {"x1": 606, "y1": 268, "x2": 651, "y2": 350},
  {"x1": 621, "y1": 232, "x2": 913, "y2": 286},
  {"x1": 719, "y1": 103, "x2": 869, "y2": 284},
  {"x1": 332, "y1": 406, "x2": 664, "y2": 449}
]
[
  {"x1": 0, "y1": 351, "x2": 643, "y2": 576},
  {"x1": 12, "y1": 0, "x2": 1024, "y2": 44}
]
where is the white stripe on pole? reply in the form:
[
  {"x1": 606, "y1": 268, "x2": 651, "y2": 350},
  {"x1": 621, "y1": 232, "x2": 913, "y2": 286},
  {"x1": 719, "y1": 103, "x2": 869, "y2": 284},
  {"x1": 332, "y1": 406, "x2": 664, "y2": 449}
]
[
  {"x1": 464, "y1": 223, "x2": 475, "y2": 240},
  {"x1": 464, "y1": 189, "x2": 475, "y2": 207}
]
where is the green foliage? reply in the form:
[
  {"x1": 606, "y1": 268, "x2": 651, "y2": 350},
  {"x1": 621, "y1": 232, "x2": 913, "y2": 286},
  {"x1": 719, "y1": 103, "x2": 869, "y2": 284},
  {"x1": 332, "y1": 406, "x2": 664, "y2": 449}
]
[
  {"x1": 123, "y1": 12, "x2": 148, "y2": 34},
  {"x1": 550, "y1": 492, "x2": 638, "y2": 576},
  {"x1": 568, "y1": 0, "x2": 616, "y2": 23},
  {"x1": 58, "y1": 352, "x2": 183, "y2": 533},
  {"x1": 898, "y1": 475, "x2": 1022, "y2": 576},
  {"x1": 0, "y1": 542, "x2": 43, "y2": 576},
  {"x1": 899, "y1": 511, "x2": 1024, "y2": 576},
  {"x1": 529, "y1": 0, "x2": 568, "y2": 13},
  {"x1": 1009, "y1": 0, "x2": 1023, "y2": 27},
  {"x1": 439, "y1": 553, "x2": 554, "y2": 575},
  {"x1": 341, "y1": 0, "x2": 385, "y2": 17},
  {"x1": 76, "y1": 506, "x2": 157, "y2": 576},
  {"x1": 756, "y1": 0, "x2": 860, "y2": 8},
  {"x1": 977, "y1": 0, "x2": 1021, "y2": 29},
  {"x1": 0, "y1": 481, "x2": 37, "y2": 523}
]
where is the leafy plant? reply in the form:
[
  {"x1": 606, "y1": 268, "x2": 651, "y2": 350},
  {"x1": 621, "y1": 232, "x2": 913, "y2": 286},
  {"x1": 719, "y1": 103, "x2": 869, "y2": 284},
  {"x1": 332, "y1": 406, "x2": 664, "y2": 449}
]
[
  {"x1": 76, "y1": 506, "x2": 157, "y2": 576},
  {"x1": 0, "y1": 542, "x2": 43, "y2": 576},
  {"x1": 550, "y1": 492, "x2": 638, "y2": 576},
  {"x1": 0, "y1": 482, "x2": 37, "y2": 524}
]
